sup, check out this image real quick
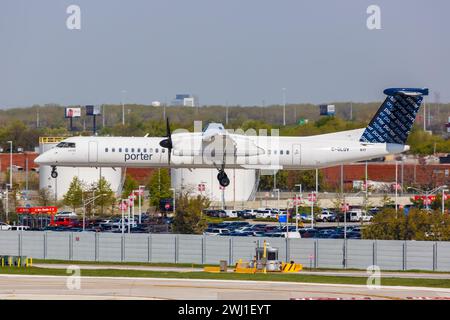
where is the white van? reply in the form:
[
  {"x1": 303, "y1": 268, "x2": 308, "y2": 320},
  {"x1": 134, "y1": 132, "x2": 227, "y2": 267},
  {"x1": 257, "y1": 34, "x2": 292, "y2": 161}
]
[
  {"x1": 348, "y1": 210, "x2": 373, "y2": 222},
  {"x1": 255, "y1": 210, "x2": 272, "y2": 218},
  {"x1": 224, "y1": 210, "x2": 238, "y2": 218}
]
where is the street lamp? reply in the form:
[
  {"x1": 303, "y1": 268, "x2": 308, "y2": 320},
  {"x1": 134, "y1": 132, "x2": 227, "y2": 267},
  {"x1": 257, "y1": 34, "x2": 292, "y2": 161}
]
[
  {"x1": 7, "y1": 141, "x2": 12, "y2": 189},
  {"x1": 82, "y1": 193, "x2": 107, "y2": 231},
  {"x1": 121, "y1": 90, "x2": 127, "y2": 125},
  {"x1": 407, "y1": 185, "x2": 448, "y2": 211},
  {"x1": 134, "y1": 185, "x2": 145, "y2": 224},
  {"x1": 294, "y1": 184, "x2": 302, "y2": 232},
  {"x1": 282, "y1": 88, "x2": 286, "y2": 126},
  {"x1": 442, "y1": 189, "x2": 449, "y2": 215},
  {"x1": 170, "y1": 188, "x2": 176, "y2": 215}
]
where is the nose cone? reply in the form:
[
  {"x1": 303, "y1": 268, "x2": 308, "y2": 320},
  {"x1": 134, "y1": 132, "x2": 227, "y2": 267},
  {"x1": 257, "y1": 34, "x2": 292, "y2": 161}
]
[{"x1": 35, "y1": 152, "x2": 51, "y2": 165}]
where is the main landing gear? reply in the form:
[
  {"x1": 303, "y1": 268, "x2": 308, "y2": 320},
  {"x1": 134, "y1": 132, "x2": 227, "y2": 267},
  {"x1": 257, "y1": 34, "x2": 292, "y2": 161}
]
[
  {"x1": 51, "y1": 166, "x2": 58, "y2": 179},
  {"x1": 217, "y1": 170, "x2": 230, "y2": 188}
]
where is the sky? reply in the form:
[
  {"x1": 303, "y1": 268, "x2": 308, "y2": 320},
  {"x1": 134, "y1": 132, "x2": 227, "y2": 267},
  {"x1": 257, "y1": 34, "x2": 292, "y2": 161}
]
[{"x1": 0, "y1": 0, "x2": 449, "y2": 107}]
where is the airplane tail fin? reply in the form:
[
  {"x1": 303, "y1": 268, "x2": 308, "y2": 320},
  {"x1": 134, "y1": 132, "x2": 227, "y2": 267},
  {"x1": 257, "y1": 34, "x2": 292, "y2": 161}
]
[{"x1": 359, "y1": 88, "x2": 429, "y2": 145}]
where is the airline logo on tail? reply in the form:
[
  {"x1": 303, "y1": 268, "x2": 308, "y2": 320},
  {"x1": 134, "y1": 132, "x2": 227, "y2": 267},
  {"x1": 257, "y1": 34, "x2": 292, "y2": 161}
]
[{"x1": 360, "y1": 88, "x2": 429, "y2": 145}]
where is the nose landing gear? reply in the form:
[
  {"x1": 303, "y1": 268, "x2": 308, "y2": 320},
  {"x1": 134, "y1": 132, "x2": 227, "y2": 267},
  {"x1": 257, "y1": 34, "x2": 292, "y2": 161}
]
[
  {"x1": 51, "y1": 166, "x2": 58, "y2": 179},
  {"x1": 217, "y1": 170, "x2": 230, "y2": 188}
]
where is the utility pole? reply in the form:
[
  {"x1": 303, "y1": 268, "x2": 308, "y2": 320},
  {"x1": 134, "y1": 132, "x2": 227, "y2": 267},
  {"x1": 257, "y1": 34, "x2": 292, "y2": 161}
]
[
  {"x1": 284, "y1": 88, "x2": 287, "y2": 125},
  {"x1": 121, "y1": 90, "x2": 127, "y2": 125}
]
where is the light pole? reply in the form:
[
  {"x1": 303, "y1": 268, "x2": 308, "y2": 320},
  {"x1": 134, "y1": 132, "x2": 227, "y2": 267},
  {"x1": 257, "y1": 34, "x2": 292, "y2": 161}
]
[
  {"x1": 408, "y1": 185, "x2": 448, "y2": 211},
  {"x1": 170, "y1": 188, "x2": 176, "y2": 215},
  {"x1": 134, "y1": 185, "x2": 145, "y2": 224},
  {"x1": 82, "y1": 193, "x2": 106, "y2": 231},
  {"x1": 443, "y1": 189, "x2": 448, "y2": 214},
  {"x1": 121, "y1": 90, "x2": 127, "y2": 125},
  {"x1": 7, "y1": 141, "x2": 12, "y2": 188},
  {"x1": 295, "y1": 184, "x2": 302, "y2": 232},
  {"x1": 282, "y1": 88, "x2": 286, "y2": 126}
]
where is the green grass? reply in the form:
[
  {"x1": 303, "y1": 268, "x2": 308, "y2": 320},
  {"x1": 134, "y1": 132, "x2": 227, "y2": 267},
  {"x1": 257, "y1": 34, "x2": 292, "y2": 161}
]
[
  {"x1": 32, "y1": 259, "x2": 450, "y2": 274},
  {"x1": 2, "y1": 266, "x2": 450, "y2": 289},
  {"x1": 32, "y1": 259, "x2": 211, "y2": 268}
]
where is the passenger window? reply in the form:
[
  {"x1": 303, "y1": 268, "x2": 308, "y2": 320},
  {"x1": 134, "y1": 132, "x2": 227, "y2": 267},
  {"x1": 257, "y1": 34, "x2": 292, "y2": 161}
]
[
  {"x1": 268, "y1": 150, "x2": 271, "y2": 155},
  {"x1": 105, "y1": 148, "x2": 108, "y2": 152},
  {"x1": 125, "y1": 148, "x2": 129, "y2": 152},
  {"x1": 112, "y1": 148, "x2": 115, "y2": 152},
  {"x1": 131, "y1": 148, "x2": 135, "y2": 153},
  {"x1": 150, "y1": 148, "x2": 153, "y2": 153},
  {"x1": 286, "y1": 150, "x2": 289, "y2": 155},
  {"x1": 155, "y1": 148, "x2": 159, "y2": 153},
  {"x1": 143, "y1": 148, "x2": 147, "y2": 153},
  {"x1": 119, "y1": 148, "x2": 122, "y2": 153},
  {"x1": 162, "y1": 148, "x2": 165, "y2": 153},
  {"x1": 137, "y1": 148, "x2": 141, "y2": 153},
  {"x1": 274, "y1": 150, "x2": 277, "y2": 155},
  {"x1": 280, "y1": 150, "x2": 283, "y2": 155}
]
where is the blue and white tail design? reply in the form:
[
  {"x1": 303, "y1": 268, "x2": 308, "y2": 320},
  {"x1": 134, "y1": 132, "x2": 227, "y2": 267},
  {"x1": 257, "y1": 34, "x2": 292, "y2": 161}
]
[{"x1": 360, "y1": 88, "x2": 429, "y2": 145}]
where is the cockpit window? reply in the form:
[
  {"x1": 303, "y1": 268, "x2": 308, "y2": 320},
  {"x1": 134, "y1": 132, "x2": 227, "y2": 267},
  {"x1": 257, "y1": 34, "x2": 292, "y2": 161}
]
[{"x1": 56, "y1": 142, "x2": 76, "y2": 148}]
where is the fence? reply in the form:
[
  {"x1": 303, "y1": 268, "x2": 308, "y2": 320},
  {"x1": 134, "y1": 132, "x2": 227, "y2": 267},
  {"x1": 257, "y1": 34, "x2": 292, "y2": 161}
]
[{"x1": 1, "y1": 231, "x2": 450, "y2": 271}]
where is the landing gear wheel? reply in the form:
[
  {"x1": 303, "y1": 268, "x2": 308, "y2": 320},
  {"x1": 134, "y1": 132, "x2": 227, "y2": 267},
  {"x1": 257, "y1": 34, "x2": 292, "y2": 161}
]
[
  {"x1": 51, "y1": 167, "x2": 58, "y2": 179},
  {"x1": 218, "y1": 172, "x2": 230, "y2": 187}
]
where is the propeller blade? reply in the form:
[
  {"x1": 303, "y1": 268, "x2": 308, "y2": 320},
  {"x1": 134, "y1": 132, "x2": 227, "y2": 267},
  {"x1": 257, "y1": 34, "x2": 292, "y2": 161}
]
[{"x1": 159, "y1": 117, "x2": 172, "y2": 165}]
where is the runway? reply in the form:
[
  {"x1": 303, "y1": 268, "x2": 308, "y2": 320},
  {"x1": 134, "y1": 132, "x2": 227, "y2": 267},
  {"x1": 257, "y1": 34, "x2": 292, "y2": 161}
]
[{"x1": 1, "y1": 274, "x2": 450, "y2": 300}]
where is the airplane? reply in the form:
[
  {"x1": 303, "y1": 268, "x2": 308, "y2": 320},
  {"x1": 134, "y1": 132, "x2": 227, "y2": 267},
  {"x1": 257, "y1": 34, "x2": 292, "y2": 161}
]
[{"x1": 35, "y1": 87, "x2": 429, "y2": 188}]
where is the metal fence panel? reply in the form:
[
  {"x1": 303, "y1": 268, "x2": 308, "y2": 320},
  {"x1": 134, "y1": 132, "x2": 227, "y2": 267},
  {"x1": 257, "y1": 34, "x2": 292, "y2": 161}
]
[
  {"x1": 232, "y1": 237, "x2": 259, "y2": 264},
  {"x1": 0, "y1": 232, "x2": 18, "y2": 256},
  {"x1": 376, "y1": 240, "x2": 404, "y2": 270},
  {"x1": 406, "y1": 241, "x2": 434, "y2": 271},
  {"x1": 204, "y1": 236, "x2": 230, "y2": 265},
  {"x1": 21, "y1": 232, "x2": 45, "y2": 259},
  {"x1": 124, "y1": 234, "x2": 149, "y2": 262},
  {"x1": 317, "y1": 239, "x2": 345, "y2": 268},
  {"x1": 437, "y1": 242, "x2": 450, "y2": 271},
  {"x1": 72, "y1": 232, "x2": 96, "y2": 261},
  {"x1": 178, "y1": 235, "x2": 203, "y2": 264},
  {"x1": 290, "y1": 239, "x2": 316, "y2": 266},
  {"x1": 150, "y1": 234, "x2": 176, "y2": 263},
  {"x1": 46, "y1": 232, "x2": 70, "y2": 260},
  {"x1": 98, "y1": 233, "x2": 122, "y2": 262},
  {"x1": 346, "y1": 240, "x2": 374, "y2": 269}
]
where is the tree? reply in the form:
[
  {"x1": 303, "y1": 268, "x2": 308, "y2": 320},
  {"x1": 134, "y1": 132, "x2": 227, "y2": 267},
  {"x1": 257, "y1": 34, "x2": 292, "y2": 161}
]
[
  {"x1": 362, "y1": 208, "x2": 450, "y2": 241},
  {"x1": 121, "y1": 174, "x2": 138, "y2": 201},
  {"x1": 92, "y1": 176, "x2": 116, "y2": 215},
  {"x1": 147, "y1": 169, "x2": 171, "y2": 207},
  {"x1": 37, "y1": 188, "x2": 53, "y2": 206},
  {"x1": 63, "y1": 177, "x2": 84, "y2": 212},
  {"x1": 172, "y1": 191, "x2": 209, "y2": 234}
]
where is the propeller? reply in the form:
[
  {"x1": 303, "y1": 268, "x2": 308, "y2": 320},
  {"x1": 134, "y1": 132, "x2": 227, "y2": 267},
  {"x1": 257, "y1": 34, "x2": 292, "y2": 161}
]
[{"x1": 159, "y1": 117, "x2": 173, "y2": 164}]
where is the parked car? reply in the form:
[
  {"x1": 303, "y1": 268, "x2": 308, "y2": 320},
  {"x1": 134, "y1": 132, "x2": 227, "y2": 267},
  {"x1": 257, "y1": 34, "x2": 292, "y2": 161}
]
[
  {"x1": 203, "y1": 228, "x2": 230, "y2": 236},
  {"x1": 242, "y1": 209, "x2": 257, "y2": 219},
  {"x1": 255, "y1": 210, "x2": 272, "y2": 218},
  {"x1": 223, "y1": 210, "x2": 239, "y2": 218},
  {"x1": 317, "y1": 210, "x2": 336, "y2": 222},
  {"x1": 0, "y1": 222, "x2": 12, "y2": 230},
  {"x1": 348, "y1": 210, "x2": 373, "y2": 222}
]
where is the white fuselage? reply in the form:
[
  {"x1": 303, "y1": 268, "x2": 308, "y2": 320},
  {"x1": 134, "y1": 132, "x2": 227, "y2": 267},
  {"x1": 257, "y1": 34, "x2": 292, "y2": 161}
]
[{"x1": 35, "y1": 128, "x2": 408, "y2": 170}]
